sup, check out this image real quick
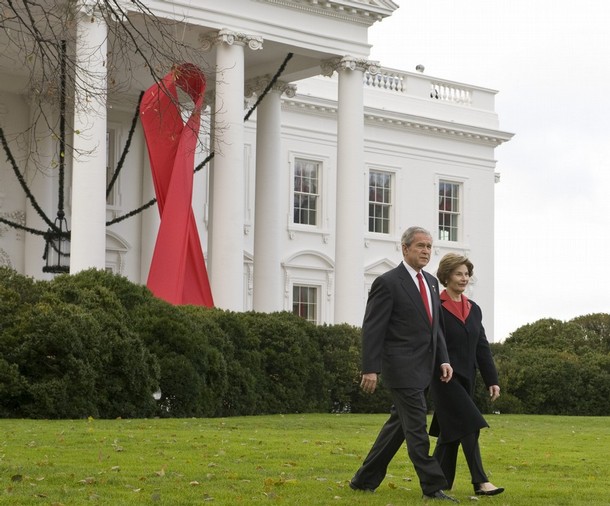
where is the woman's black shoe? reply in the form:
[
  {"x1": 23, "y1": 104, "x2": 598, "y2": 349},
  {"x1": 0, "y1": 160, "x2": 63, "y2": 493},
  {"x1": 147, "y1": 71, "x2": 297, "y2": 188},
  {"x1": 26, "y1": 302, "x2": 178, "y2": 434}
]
[{"x1": 474, "y1": 486, "x2": 504, "y2": 496}]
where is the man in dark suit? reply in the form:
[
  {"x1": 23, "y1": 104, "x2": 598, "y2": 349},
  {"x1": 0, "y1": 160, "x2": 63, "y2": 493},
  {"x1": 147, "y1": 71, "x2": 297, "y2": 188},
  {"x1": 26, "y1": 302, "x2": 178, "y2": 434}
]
[{"x1": 349, "y1": 226, "x2": 458, "y2": 502}]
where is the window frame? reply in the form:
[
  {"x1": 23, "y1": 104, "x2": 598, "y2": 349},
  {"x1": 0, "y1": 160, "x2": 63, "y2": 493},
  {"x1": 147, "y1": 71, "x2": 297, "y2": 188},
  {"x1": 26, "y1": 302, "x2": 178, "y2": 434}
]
[
  {"x1": 437, "y1": 178, "x2": 464, "y2": 243},
  {"x1": 288, "y1": 153, "x2": 330, "y2": 236},
  {"x1": 292, "y1": 156, "x2": 321, "y2": 227},
  {"x1": 367, "y1": 168, "x2": 394, "y2": 235},
  {"x1": 291, "y1": 283, "x2": 320, "y2": 324}
]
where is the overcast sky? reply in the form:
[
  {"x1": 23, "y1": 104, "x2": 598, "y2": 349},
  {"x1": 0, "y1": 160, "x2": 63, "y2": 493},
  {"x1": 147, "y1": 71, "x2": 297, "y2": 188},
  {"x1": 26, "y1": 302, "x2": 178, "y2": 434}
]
[{"x1": 368, "y1": 0, "x2": 610, "y2": 341}]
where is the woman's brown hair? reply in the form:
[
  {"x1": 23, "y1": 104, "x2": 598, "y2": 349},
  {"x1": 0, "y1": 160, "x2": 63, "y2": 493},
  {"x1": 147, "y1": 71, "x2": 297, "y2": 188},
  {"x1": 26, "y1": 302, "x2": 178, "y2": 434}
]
[{"x1": 436, "y1": 253, "x2": 474, "y2": 287}]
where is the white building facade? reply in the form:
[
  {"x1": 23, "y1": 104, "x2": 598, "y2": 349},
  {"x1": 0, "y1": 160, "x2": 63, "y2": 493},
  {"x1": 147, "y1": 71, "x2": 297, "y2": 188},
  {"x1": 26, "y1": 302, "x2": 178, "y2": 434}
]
[{"x1": 0, "y1": 0, "x2": 512, "y2": 337}]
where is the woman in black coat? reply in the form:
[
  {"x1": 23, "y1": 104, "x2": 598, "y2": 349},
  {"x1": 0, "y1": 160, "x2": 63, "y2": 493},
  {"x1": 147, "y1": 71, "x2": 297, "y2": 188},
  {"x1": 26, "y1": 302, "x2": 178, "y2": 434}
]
[{"x1": 429, "y1": 253, "x2": 504, "y2": 496}]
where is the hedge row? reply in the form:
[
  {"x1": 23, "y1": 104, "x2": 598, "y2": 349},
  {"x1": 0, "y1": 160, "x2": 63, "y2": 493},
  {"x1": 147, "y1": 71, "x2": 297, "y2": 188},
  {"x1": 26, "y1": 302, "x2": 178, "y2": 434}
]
[
  {"x1": 2, "y1": 267, "x2": 607, "y2": 418},
  {"x1": 0, "y1": 267, "x2": 391, "y2": 419}
]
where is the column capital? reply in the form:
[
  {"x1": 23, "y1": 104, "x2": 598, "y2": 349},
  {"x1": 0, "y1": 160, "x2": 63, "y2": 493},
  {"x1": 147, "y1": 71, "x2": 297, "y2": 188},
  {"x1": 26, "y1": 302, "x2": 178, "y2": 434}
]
[
  {"x1": 245, "y1": 75, "x2": 296, "y2": 99},
  {"x1": 199, "y1": 29, "x2": 263, "y2": 52},
  {"x1": 320, "y1": 56, "x2": 380, "y2": 77}
]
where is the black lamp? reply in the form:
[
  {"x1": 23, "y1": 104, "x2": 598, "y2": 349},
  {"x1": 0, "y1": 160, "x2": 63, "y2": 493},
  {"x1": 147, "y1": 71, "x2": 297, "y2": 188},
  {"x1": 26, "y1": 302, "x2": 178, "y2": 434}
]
[{"x1": 42, "y1": 211, "x2": 70, "y2": 273}]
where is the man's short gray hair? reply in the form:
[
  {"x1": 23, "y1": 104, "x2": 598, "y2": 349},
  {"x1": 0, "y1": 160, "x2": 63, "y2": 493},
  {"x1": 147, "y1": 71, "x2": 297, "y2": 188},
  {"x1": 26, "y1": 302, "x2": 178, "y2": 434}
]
[{"x1": 401, "y1": 226, "x2": 432, "y2": 247}]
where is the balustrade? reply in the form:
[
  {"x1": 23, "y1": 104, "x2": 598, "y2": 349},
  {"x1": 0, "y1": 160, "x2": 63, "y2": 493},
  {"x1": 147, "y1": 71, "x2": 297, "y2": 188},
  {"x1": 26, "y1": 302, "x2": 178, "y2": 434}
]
[{"x1": 364, "y1": 67, "x2": 483, "y2": 109}]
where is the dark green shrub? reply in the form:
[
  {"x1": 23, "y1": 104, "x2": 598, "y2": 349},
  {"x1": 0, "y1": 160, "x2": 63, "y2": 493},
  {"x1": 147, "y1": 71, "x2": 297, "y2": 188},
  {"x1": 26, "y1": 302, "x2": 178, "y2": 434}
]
[
  {"x1": 133, "y1": 300, "x2": 228, "y2": 417},
  {"x1": 44, "y1": 275, "x2": 160, "y2": 418},
  {"x1": 0, "y1": 358, "x2": 26, "y2": 417},
  {"x1": 314, "y1": 323, "x2": 361, "y2": 412},
  {"x1": 202, "y1": 309, "x2": 263, "y2": 416},
  {"x1": 5, "y1": 301, "x2": 101, "y2": 418},
  {"x1": 0, "y1": 269, "x2": 160, "y2": 418},
  {"x1": 243, "y1": 311, "x2": 326, "y2": 414}
]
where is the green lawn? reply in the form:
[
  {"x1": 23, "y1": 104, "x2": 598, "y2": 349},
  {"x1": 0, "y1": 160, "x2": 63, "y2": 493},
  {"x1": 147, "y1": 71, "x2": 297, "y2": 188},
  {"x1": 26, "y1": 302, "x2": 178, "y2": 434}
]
[{"x1": 0, "y1": 414, "x2": 608, "y2": 505}]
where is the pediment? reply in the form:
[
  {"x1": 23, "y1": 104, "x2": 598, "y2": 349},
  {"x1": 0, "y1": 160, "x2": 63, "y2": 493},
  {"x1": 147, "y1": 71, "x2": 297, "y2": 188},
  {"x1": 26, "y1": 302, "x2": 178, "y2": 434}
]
[{"x1": 365, "y1": 258, "x2": 396, "y2": 277}]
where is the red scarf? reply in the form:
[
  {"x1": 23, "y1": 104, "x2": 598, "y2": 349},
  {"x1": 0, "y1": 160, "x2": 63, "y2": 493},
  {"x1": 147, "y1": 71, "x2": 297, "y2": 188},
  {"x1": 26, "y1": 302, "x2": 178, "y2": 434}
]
[{"x1": 440, "y1": 290, "x2": 471, "y2": 323}]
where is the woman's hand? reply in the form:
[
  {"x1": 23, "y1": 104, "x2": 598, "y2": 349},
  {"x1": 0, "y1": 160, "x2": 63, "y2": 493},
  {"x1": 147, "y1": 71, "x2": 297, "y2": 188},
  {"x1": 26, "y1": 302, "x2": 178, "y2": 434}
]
[{"x1": 489, "y1": 385, "x2": 500, "y2": 402}]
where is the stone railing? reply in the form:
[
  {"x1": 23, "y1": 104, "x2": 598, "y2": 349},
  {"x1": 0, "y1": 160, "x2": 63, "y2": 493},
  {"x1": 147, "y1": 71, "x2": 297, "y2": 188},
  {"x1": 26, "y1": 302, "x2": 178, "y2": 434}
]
[
  {"x1": 364, "y1": 67, "x2": 496, "y2": 110},
  {"x1": 429, "y1": 81, "x2": 472, "y2": 105},
  {"x1": 364, "y1": 70, "x2": 406, "y2": 92}
]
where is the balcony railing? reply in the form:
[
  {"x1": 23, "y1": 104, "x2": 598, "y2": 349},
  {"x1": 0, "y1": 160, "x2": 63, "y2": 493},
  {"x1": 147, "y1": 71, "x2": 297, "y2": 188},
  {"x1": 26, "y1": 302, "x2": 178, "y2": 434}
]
[
  {"x1": 364, "y1": 70, "x2": 406, "y2": 92},
  {"x1": 364, "y1": 67, "x2": 496, "y2": 111}
]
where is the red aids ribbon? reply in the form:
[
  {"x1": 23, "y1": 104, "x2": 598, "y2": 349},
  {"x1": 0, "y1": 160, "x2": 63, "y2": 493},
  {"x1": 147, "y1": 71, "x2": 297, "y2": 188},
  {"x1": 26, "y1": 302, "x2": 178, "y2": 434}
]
[{"x1": 139, "y1": 64, "x2": 214, "y2": 306}]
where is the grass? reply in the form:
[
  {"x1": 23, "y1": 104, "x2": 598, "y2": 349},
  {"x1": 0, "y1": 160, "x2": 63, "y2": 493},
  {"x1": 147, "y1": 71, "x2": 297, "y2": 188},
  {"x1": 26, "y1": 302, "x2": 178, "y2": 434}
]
[{"x1": 0, "y1": 414, "x2": 608, "y2": 505}]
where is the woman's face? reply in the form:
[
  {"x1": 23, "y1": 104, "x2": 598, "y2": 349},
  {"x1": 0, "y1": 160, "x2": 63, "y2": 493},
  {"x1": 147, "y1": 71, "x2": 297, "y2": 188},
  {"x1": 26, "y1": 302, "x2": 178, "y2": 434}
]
[{"x1": 447, "y1": 264, "x2": 470, "y2": 294}]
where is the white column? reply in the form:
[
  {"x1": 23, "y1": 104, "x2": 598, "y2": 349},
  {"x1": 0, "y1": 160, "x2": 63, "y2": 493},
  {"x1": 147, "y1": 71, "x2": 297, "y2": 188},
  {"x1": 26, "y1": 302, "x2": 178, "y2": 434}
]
[
  {"x1": 24, "y1": 96, "x2": 56, "y2": 279},
  {"x1": 139, "y1": 148, "x2": 159, "y2": 282},
  {"x1": 69, "y1": 3, "x2": 108, "y2": 273},
  {"x1": 248, "y1": 78, "x2": 296, "y2": 312},
  {"x1": 201, "y1": 29, "x2": 262, "y2": 311},
  {"x1": 324, "y1": 57, "x2": 380, "y2": 325}
]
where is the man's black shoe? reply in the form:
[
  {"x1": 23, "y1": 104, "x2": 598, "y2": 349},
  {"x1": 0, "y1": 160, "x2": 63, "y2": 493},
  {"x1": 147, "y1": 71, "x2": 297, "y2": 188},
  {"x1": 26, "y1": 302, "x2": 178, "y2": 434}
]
[
  {"x1": 348, "y1": 481, "x2": 375, "y2": 493},
  {"x1": 423, "y1": 490, "x2": 459, "y2": 502}
]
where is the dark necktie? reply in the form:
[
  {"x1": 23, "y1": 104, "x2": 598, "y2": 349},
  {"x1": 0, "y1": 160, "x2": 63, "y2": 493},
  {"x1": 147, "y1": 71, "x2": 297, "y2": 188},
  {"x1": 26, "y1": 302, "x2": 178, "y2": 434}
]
[{"x1": 416, "y1": 272, "x2": 432, "y2": 323}]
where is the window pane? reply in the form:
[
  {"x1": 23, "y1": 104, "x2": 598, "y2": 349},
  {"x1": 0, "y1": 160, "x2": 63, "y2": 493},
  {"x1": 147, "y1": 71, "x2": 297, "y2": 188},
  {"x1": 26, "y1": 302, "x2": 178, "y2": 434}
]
[
  {"x1": 292, "y1": 285, "x2": 318, "y2": 324},
  {"x1": 106, "y1": 130, "x2": 116, "y2": 206},
  {"x1": 438, "y1": 181, "x2": 460, "y2": 241},
  {"x1": 294, "y1": 158, "x2": 319, "y2": 225},
  {"x1": 368, "y1": 170, "x2": 391, "y2": 233}
]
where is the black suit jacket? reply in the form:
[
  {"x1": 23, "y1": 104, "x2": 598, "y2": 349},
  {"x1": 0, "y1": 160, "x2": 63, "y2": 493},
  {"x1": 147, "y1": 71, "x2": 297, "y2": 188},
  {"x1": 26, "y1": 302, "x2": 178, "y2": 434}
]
[{"x1": 361, "y1": 263, "x2": 449, "y2": 389}]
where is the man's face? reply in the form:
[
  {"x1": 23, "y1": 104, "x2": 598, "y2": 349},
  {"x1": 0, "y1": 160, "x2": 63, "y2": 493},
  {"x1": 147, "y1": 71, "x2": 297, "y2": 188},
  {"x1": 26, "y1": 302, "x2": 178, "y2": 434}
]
[{"x1": 402, "y1": 233, "x2": 433, "y2": 270}]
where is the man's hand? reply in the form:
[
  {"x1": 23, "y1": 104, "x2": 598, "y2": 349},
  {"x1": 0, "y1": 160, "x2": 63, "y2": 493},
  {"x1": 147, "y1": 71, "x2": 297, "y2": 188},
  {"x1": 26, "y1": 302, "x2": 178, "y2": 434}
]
[
  {"x1": 489, "y1": 385, "x2": 500, "y2": 402},
  {"x1": 440, "y1": 363, "x2": 453, "y2": 383},
  {"x1": 360, "y1": 372, "x2": 378, "y2": 394}
]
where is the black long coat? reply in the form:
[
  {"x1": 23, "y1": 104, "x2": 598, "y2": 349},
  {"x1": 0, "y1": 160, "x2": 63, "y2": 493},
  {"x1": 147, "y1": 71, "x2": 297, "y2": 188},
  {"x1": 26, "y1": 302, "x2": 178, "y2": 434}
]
[{"x1": 429, "y1": 297, "x2": 499, "y2": 443}]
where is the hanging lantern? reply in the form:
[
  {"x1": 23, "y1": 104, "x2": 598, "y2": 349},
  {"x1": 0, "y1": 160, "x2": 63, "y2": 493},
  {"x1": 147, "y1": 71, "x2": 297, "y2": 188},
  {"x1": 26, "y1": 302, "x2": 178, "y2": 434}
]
[{"x1": 42, "y1": 212, "x2": 70, "y2": 274}]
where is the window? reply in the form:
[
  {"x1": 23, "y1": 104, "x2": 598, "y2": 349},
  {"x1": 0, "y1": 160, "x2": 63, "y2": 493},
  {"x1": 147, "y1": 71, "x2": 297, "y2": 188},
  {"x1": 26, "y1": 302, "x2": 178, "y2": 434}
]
[
  {"x1": 368, "y1": 170, "x2": 392, "y2": 234},
  {"x1": 293, "y1": 158, "x2": 319, "y2": 225},
  {"x1": 438, "y1": 181, "x2": 460, "y2": 241},
  {"x1": 106, "y1": 128, "x2": 118, "y2": 207},
  {"x1": 292, "y1": 285, "x2": 318, "y2": 323}
]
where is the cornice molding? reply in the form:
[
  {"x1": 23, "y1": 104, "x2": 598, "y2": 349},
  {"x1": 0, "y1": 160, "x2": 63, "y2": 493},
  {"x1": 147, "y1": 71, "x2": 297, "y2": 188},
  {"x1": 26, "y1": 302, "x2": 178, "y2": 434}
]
[
  {"x1": 282, "y1": 96, "x2": 514, "y2": 147},
  {"x1": 282, "y1": 96, "x2": 337, "y2": 118},
  {"x1": 363, "y1": 110, "x2": 514, "y2": 147},
  {"x1": 255, "y1": 0, "x2": 397, "y2": 24}
]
